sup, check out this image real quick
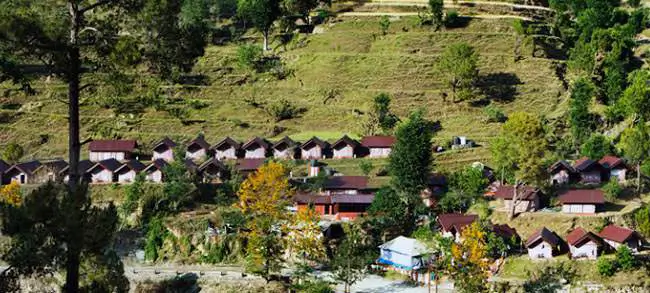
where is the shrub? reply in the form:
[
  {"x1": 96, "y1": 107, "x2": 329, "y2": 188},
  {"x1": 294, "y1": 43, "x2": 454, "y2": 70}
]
[
  {"x1": 580, "y1": 134, "x2": 614, "y2": 159},
  {"x1": 236, "y1": 44, "x2": 262, "y2": 70},
  {"x1": 2, "y1": 143, "x2": 23, "y2": 163},
  {"x1": 293, "y1": 279, "x2": 334, "y2": 293},
  {"x1": 359, "y1": 160, "x2": 374, "y2": 176},
  {"x1": 616, "y1": 246, "x2": 636, "y2": 270},
  {"x1": 597, "y1": 258, "x2": 616, "y2": 277},
  {"x1": 602, "y1": 180, "x2": 623, "y2": 201},
  {"x1": 483, "y1": 105, "x2": 507, "y2": 123},
  {"x1": 444, "y1": 10, "x2": 461, "y2": 27},
  {"x1": 266, "y1": 99, "x2": 302, "y2": 121},
  {"x1": 379, "y1": 15, "x2": 390, "y2": 35}
]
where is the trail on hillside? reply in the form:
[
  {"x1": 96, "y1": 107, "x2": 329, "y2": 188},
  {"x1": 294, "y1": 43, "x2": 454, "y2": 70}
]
[
  {"x1": 339, "y1": 11, "x2": 534, "y2": 21},
  {"x1": 365, "y1": 0, "x2": 554, "y2": 12}
]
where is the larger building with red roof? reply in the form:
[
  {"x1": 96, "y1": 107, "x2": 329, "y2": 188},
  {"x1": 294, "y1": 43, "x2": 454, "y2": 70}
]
[
  {"x1": 360, "y1": 136, "x2": 395, "y2": 158},
  {"x1": 437, "y1": 213, "x2": 478, "y2": 242},
  {"x1": 558, "y1": 189, "x2": 605, "y2": 214},
  {"x1": 598, "y1": 224, "x2": 643, "y2": 252},
  {"x1": 88, "y1": 139, "x2": 137, "y2": 161},
  {"x1": 493, "y1": 185, "x2": 542, "y2": 213}
]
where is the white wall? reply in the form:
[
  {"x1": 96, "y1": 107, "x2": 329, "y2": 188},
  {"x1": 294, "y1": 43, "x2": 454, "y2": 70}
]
[
  {"x1": 368, "y1": 147, "x2": 391, "y2": 158},
  {"x1": 186, "y1": 149, "x2": 206, "y2": 161},
  {"x1": 333, "y1": 145, "x2": 354, "y2": 159},
  {"x1": 562, "y1": 204, "x2": 596, "y2": 214},
  {"x1": 11, "y1": 172, "x2": 28, "y2": 184},
  {"x1": 611, "y1": 168, "x2": 626, "y2": 182},
  {"x1": 146, "y1": 170, "x2": 163, "y2": 183},
  {"x1": 604, "y1": 238, "x2": 640, "y2": 253},
  {"x1": 380, "y1": 249, "x2": 416, "y2": 269},
  {"x1": 153, "y1": 149, "x2": 173, "y2": 162},
  {"x1": 118, "y1": 170, "x2": 137, "y2": 183},
  {"x1": 244, "y1": 147, "x2": 266, "y2": 159},
  {"x1": 570, "y1": 242, "x2": 598, "y2": 259},
  {"x1": 301, "y1": 146, "x2": 322, "y2": 159},
  {"x1": 91, "y1": 169, "x2": 114, "y2": 183},
  {"x1": 550, "y1": 170, "x2": 570, "y2": 185},
  {"x1": 215, "y1": 148, "x2": 237, "y2": 160},
  {"x1": 528, "y1": 242, "x2": 553, "y2": 259},
  {"x1": 504, "y1": 199, "x2": 537, "y2": 213},
  {"x1": 273, "y1": 148, "x2": 293, "y2": 159},
  {"x1": 90, "y1": 151, "x2": 126, "y2": 161}
]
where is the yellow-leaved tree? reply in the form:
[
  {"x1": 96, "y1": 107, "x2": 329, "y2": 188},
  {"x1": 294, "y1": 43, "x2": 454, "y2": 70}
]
[
  {"x1": 450, "y1": 222, "x2": 489, "y2": 293},
  {"x1": 237, "y1": 161, "x2": 295, "y2": 282},
  {"x1": 288, "y1": 206, "x2": 326, "y2": 276},
  {"x1": 0, "y1": 181, "x2": 22, "y2": 206}
]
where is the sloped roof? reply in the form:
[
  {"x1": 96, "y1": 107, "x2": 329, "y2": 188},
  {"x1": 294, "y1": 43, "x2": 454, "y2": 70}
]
[
  {"x1": 144, "y1": 159, "x2": 169, "y2": 173},
  {"x1": 242, "y1": 137, "x2": 270, "y2": 150},
  {"x1": 7, "y1": 160, "x2": 42, "y2": 176},
  {"x1": 272, "y1": 136, "x2": 297, "y2": 149},
  {"x1": 437, "y1": 213, "x2": 478, "y2": 233},
  {"x1": 188, "y1": 135, "x2": 210, "y2": 150},
  {"x1": 89, "y1": 140, "x2": 137, "y2": 152},
  {"x1": 184, "y1": 159, "x2": 198, "y2": 171},
  {"x1": 379, "y1": 236, "x2": 432, "y2": 257},
  {"x1": 548, "y1": 160, "x2": 575, "y2": 174},
  {"x1": 566, "y1": 227, "x2": 602, "y2": 247},
  {"x1": 526, "y1": 227, "x2": 561, "y2": 248},
  {"x1": 558, "y1": 189, "x2": 605, "y2": 204},
  {"x1": 598, "y1": 224, "x2": 639, "y2": 243},
  {"x1": 235, "y1": 158, "x2": 266, "y2": 171},
  {"x1": 0, "y1": 159, "x2": 11, "y2": 173},
  {"x1": 360, "y1": 136, "x2": 396, "y2": 148},
  {"x1": 331, "y1": 135, "x2": 359, "y2": 149},
  {"x1": 491, "y1": 224, "x2": 519, "y2": 240},
  {"x1": 198, "y1": 158, "x2": 226, "y2": 172},
  {"x1": 153, "y1": 137, "x2": 177, "y2": 151},
  {"x1": 115, "y1": 160, "x2": 146, "y2": 173},
  {"x1": 293, "y1": 193, "x2": 375, "y2": 204},
  {"x1": 323, "y1": 176, "x2": 368, "y2": 190},
  {"x1": 599, "y1": 155, "x2": 625, "y2": 169},
  {"x1": 41, "y1": 159, "x2": 68, "y2": 171},
  {"x1": 60, "y1": 160, "x2": 94, "y2": 175},
  {"x1": 91, "y1": 158, "x2": 123, "y2": 172},
  {"x1": 212, "y1": 137, "x2": 241, "y2": 150},
  {"x1": 574, "y1": 157, "x2": 601, "y2": 172},
  {"x1": 493, "y1": 185, "x2": 540, "y2": 201},
  {"x1": 301, "y1": 136, "x2": 328, "y2": 149},
  {"x1": 294, "y1": 193, "x2": 332, "y2": 204}
]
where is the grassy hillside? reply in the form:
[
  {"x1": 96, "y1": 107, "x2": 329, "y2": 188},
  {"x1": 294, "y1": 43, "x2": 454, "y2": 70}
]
[{"x1": 0, "y1": 16, "x2": 565, "y2": 171}]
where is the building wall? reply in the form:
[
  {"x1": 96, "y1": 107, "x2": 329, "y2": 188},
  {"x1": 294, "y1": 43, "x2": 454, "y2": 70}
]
[
  {"x1": 153, "y1": 149, "x2": 173, "y2": 162},
  {"x1": 570, "y1": 242, "x2": 598, "y2": 259},
  {"x1": 562, "y1": 204, "x2": 596, "y2": 214},
  {"x1": 244, "y1": 147, "x2": 266, "y2": 159},
  {"x1": 580, "y1": 171, "x2": 601, "y2": 183},
  {"x1": 611, "y1": 168, "x2": 626, "y2": 182},
  {"x1": 504, "y1": 198, "x2": 538, "y2": 213},
  {"x1": 118, "y1": 170, "x2": 137, "y2": 183},
  {"x1": 380, "y1": 249, "x2": 416, "y2": 269},
  {"x1": 10, "y1": 172, "x2": 29, "y2": 184},
  {"x1": 146, "y1": 170, "x2": 163, "y2": 183},
  {"x1": 301, "y1": 146, "x2": 322, "y2": 159},
  {"x1": 91, "y1": 169, "x2": 114, "y2": 183},
  {"x1": 550, "y1": 170, "x2": 570, "y2": 185},
  {"x1": 273, "y1": 148, "x2": 293, "y2": 159},
  {"x1": 604, "y1": 238, "x2": 640, "y2": 252},
  {"x1": 368, "y1": 147, "x2": 391, "y2": 158},
  {"x1": 336, "y1": 211, "x2": 364, "y2": 221},
  {"x1": 186, "y1": 149, "x2": 206, "y2": 161},
  {"x1": 89, "y1": 151, "x2": 126, "y2": 161},
  {"x1": 333, "y1": 145, "x2": 354, "y2": 159},
  {"x1": 528, "y1": 242, "x2": 553, "y2": 259},
  {"x1": 215, "y1": 148, "x2": 237, "y2": 160}
]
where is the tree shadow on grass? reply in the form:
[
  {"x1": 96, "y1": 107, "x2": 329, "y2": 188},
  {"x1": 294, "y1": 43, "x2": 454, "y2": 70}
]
[{"x1": 472, "y1": 72, "x2": 522, "y2": 106}]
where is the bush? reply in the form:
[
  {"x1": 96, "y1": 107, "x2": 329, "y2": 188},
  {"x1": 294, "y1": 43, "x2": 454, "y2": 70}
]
[
  {"x1": 483, "y1": 105, "x2": 507, "y2": 123},
  {"x1": 602, "y1": 180, "x2": 623, "y2": 201},
  {"x1": 266, "y1": 99, "x2": 302, "y2": 121},
  {"x1": 597, "y1": 258, "x2": 616, "y2": 277},
  {"x1": 580, "y1": 134, "x2": 614, "y2": 159},
  {"x1": 616, "y1": 246, "x2": 636, "y2": 270},
  {"x1": 236, "y1": 44, "x2": 262, "y2": 70},
  {"x1": 359, "y1": 160, "x2": 374, "y2": 176},
  {"x1": 444, "y1": 10, "x2": 461, "y2": 27},
  {"x1": 2, "y1": 142, "x2": 24, "y2": 163},
  {"x1": 293, "y1": 279, "x2": 334, "y2": 293}
]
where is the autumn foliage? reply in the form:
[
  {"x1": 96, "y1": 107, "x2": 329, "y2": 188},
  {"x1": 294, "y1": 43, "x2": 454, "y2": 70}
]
[
  {"x1": 0, "y1": 181, "x2": 22, "y2": 206},
  {"x1": 450, "y1": 222, "x2": 490, "y2": 292},
  {"x1": 237, "y1": 161, "x2": 293, "y2": 219}
]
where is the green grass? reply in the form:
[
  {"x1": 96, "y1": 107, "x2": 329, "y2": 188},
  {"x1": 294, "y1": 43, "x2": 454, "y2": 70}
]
[{"x1": 0, "y1": 16, "x2": 565, "y2": 170}]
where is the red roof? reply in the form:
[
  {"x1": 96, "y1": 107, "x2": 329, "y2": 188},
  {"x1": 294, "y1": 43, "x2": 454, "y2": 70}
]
[
  {"x1": 598, "y1": 224, "x2": 638, "y2": 243},
  {"x1": 235, "y1": 158, "x2": 266, "y2": 171},
  {"x1": 323, "y1": 176, "x2": 368, "y2": 190},
  {"x1": 437, "y1": 213, "x2": 478, "y2": 233},
  {"x1": 294, "y1": 193, "x2": 375, "y2": 204},
  {"x1": 89, "y1": 140, "x2": 137, "y2": 152},
  {"x1": 493, "y1": 185, "x2": 540, "y2": 201},
  {"x1": 599, "y1": 155, "x2": 625, "y2": 169},
  {"x1": 558, "y1": 189, "x2": 605, "y2": 204},
  {"x1": 573, "y1": 157, "x2": 601, "y2": 172},
  {"x1": 566, "y1": 227, "x2": 601, "y2": 247},
  {"x1": 360, "y1": 136, "x2": 396, "y2": 148}
]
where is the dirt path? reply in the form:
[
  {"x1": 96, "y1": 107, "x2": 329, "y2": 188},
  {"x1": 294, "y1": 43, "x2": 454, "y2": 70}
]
[
  {"x1": 365, "y1": 0, "x2": 554, "y2": 12},
  {"x1": 339, "y1": 11, "x2": 534, "y2": 21}
]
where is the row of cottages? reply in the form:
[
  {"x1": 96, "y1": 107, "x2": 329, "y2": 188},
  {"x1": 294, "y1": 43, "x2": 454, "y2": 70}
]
[
  {"x1": 548, "y1": 155, "x2": 627, "y2": 185},
  {"x1": 3, "y1": 160, "x2": 69, "y2": 184},
  {"x1": 90, "y1": 135, "x2": 397, "y2": 164},
  {"x1": 525, "y1": 224, "x2": 644, "y2": 260},
  {"x1": 293, "y1": 176, "x2": 375, "y2": 221},
  {"x1": 491, "y1": 185, "x2": 606, "y2": 214}
]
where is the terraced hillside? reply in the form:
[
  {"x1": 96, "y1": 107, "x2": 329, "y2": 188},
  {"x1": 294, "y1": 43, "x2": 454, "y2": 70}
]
[{"x1": 0, "y1": 15, "x2": 566, "y2": 169}]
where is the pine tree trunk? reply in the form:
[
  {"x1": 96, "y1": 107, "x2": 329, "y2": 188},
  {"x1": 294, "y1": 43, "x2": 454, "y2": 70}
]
[
  {"x1": 508, "y1": 182, "x2": 518, "y2": 219},
  {"x1": 637, "y1": 163, "x2": 641, "y2": 194},
  {"x1": 263, "y1": 30, "x2": 270, "y2": 51}
]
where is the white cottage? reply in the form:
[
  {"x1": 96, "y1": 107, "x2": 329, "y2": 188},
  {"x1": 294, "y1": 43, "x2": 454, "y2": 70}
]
[
  {"x1": 242, "y1": 137, "x2": 270, "y2": 159},
  {"x1": 88, "y1": 158, "x2": 123, "y2": 184},
  {"x1": 152, "y1": 137, "x2": 177, "y2": 162},
  {"x1": 493, "y1": 185, "x2": 542, "y2": 213},
  {"x1": 525, "y1": 227, "x2": 561, "y2": 259},
  {"x1": 213, "y1": 137, "x2": 240, "y2": 160},
  {"x1": 300, "y1": 137, "x2": 329, "y2": 160},
  {"x1": 566, "y1": 227, "x2": 602, "y2": 259},
  {"x1": 599, "y1": 155, "x2": 627, "y2": 182},
  {"x1": 143, "y1": 159, "x2": 168, "y2": 183},
  {"x1": 272, "y1": 136, "x2": 298, "y2": 159},
  {"x1": 88, "y1": 140, "x2": 136, "y2": 161},
  {"x1": 598, "y1": 224, "x2": 643, "y2": 253},
  {"x1": 331, "y1": 135, "x2": 358, "y2": 159},
  {"x1": 115, "y1": 160, "x2": 146, "y2": 183},
  {"x1": 378, "y1": 236, "x2": 433, "y2": 273},
  {"x1": 186, "y1": 135, "x2": 211, "y2": 161},
  {"x1": 548, "y1": 160, "x2": 575, "y2": 185},
  {"x1": 360, "y1": 136, "x2": 395, "y2": 158},
  {"x1": 5, "y1": 161, "x2": 42, "y2": 184}
]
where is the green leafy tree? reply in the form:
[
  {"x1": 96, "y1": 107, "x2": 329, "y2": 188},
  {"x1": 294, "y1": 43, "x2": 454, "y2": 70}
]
[
  {"x1": 389, "y1": 110, "x2": 434, "y2": 234},
  {"x1": 332, "y1": 224, "x2": 371, "y2": 293},
  {"x1": 1, "y1": 183, "x2": 123, "y2": 292},
  {"x1": 633, "y1": 205, "x2": 650, "y2": 238},
  {"x1": 367, "y1": 187, "x2": 410, "y2": 241},
  {"x1": 121, "y1": 172, "x2": 146, "y2": 215},
  {"x1": 619, "y1": 69, "x2": 650, "y2": 121},
  {"x1": 602, "y1": 180, "x2": 623, "y2": 201},
  {"x1": 618, "y1": 123, "x2": 650, "y2": 193},
  {"x1": 437, "y1": 190, "x2": 473, "y2": 213},
  {"x1": 237, "y1": 44, "x2": 263, "y2": 70},
  {"x1": 373, "y1": 93, "x2": 400, "y2": 133},
  {"x1": 597, "y1": 257, "x2": 616, "y2": 277},
  {"x1": 282, "y1": 0, "x2": 319, "y2": 22},
  {"x1": 580, "y1": 134, "x2": 614, "y2": 159},
  {"x1": 490, "y1": 136, "x2": 515, "y2": 184},
  {"x1": 162, "y1": 150, "x2": 197, "y2": 212},
  {"x1": 2, "y1": 142, "x2": 23, "y2": 163},
  {"x1": 569, "y1": 77, "x2": 595, "y2": 147},
  {"x1": 358, "y1": 160, "x2": 374, "y2": 177},
  {"x1": 429, "y1": 0, "x2": 444, "y2": 30},
  {"x1": 497, "y1": 112, "x2": 548, "y2": 219},
  {"x1": 522, "y1": 262, "x2": 576, "y2": 293},
  {"x1": 616, "y1": 245, "x2": 636, "y2": 270},
  {"x1": 144, "y1": 216, "x2": 169, "y2": 262},
  {"x1": 449, "y1": 165, "x2": 489, "y2": 198},
  {"x1": 238, "y1": 0, "x2": 282, "y2": 51},
  {"x1": 438, "y1": 43, "x2": 479, "y2": 102},
  {"x1": 379, "y1": 15, "x2": 390, "y2": 35}
]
